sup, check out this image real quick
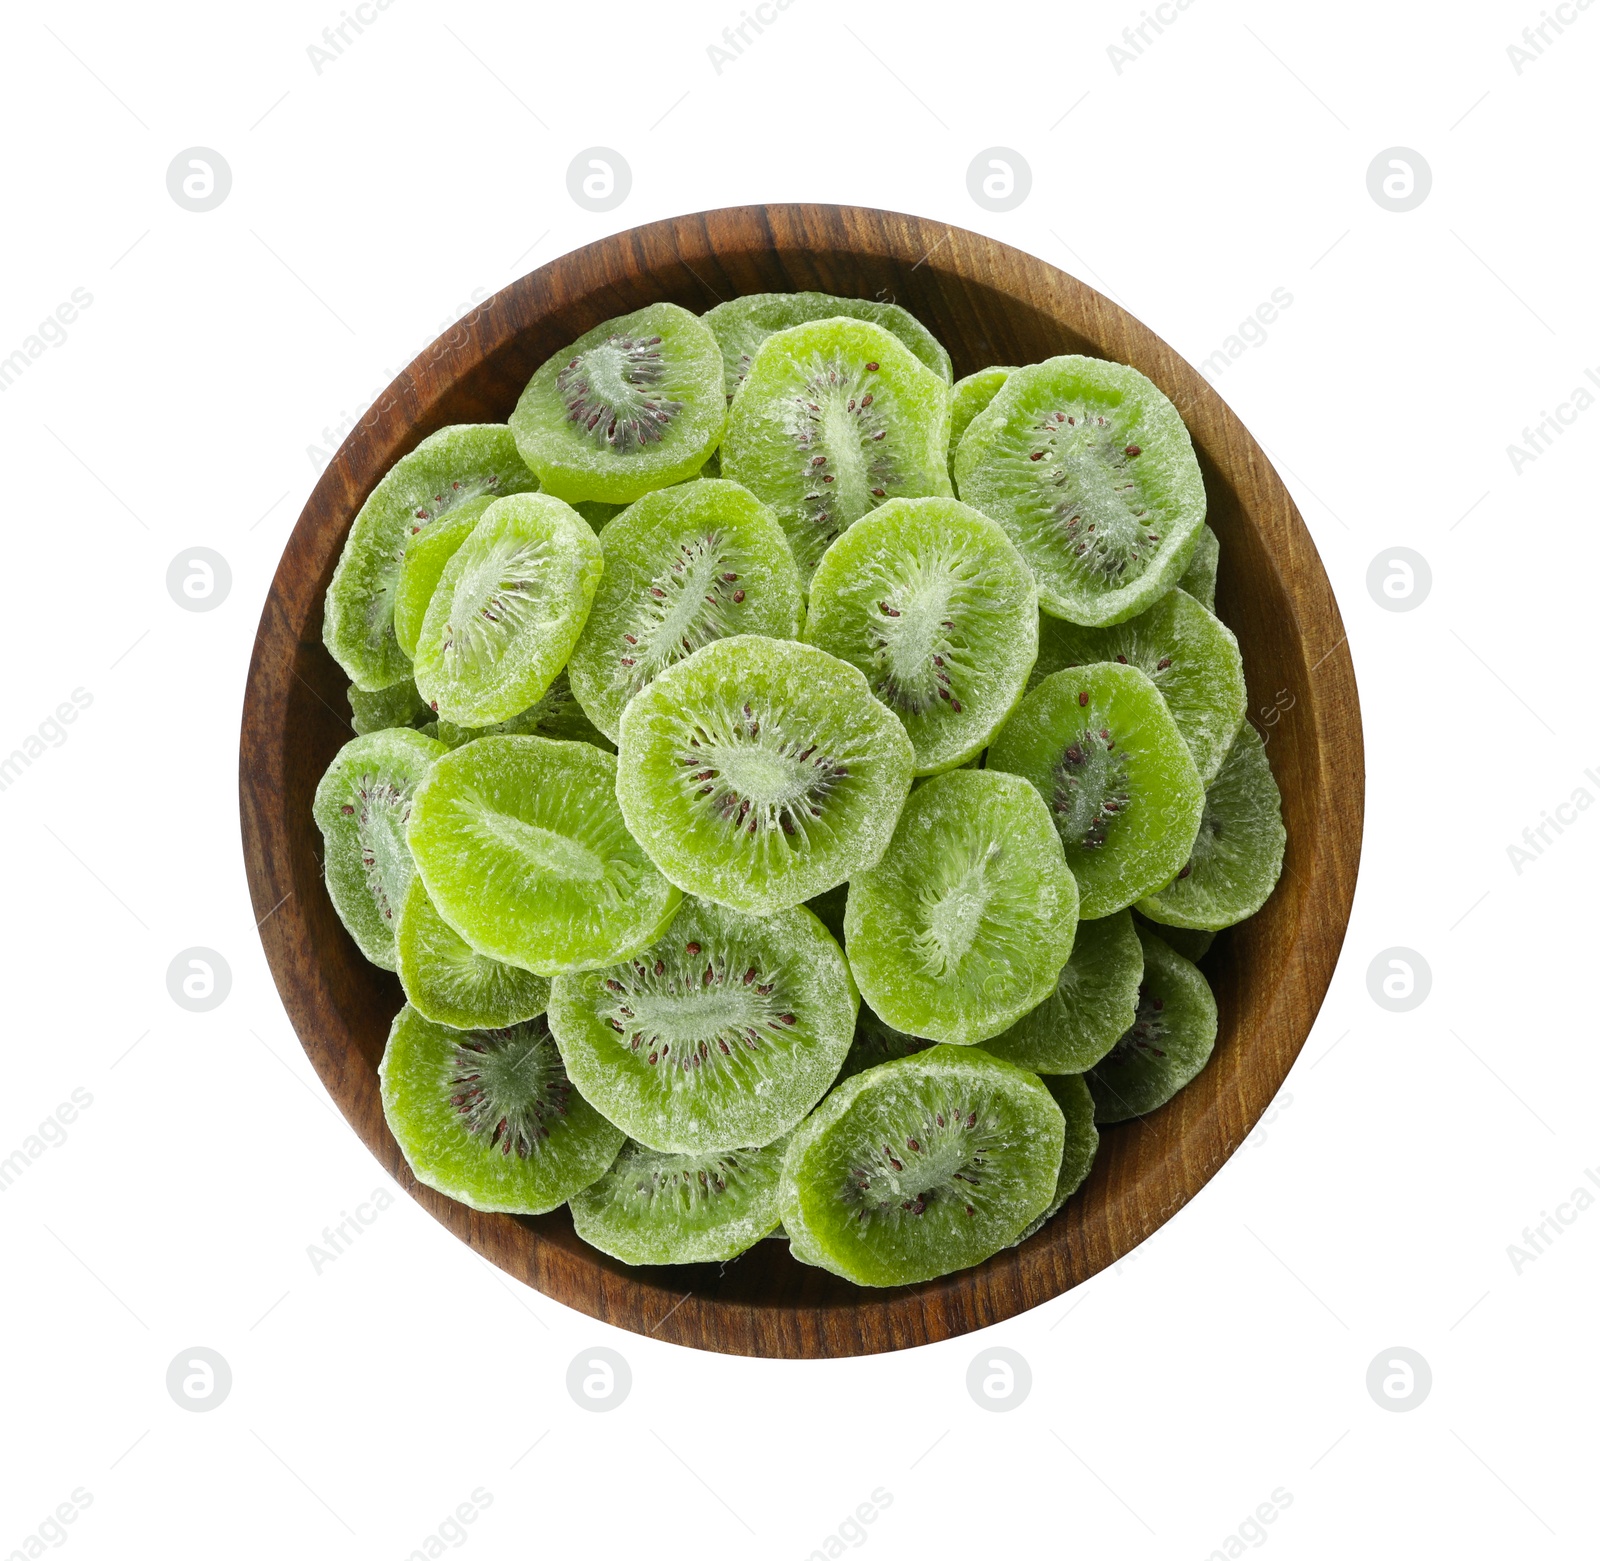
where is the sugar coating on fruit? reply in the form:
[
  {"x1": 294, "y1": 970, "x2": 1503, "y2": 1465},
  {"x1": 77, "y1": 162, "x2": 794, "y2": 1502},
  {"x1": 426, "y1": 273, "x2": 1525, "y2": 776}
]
[
  {"x1": 511, "y1": 303, "x2": 726, "y2": 503},
  {"x1": 548, "y1": 899, "x2": 856, "y2": 1154},
  {"x1": 412, "y1": 493, "x2": 602, "y2": 726},
  {"x1": 616, "y1": 636, "x2": 914, "y2": 914},
  {"x1": 803, "y1": 497, "x2": 1038, "y2": 775},
  {"x1": 313, "y1": 727, "x2": 446, "y2": 970},
  {"x1": 988, "y1": 663, "x2": 1203, "y2": 919},
  {"x1": 1138, "y1": 720, "x2": 1285, "y2": 931},
  {"x1": 983, "y1": 908, "x2": 1144, "y2": 1074},
  {"x1": 348, "y1": 677, "x2": 431, "y2": 736},
  {"x1": 704, "y1": 292, "x2": 954, "y2": 399},
  {"x1": 844, "y1": 768, "x2": 1080, "y2": 1045},
  {"x1": 1086, "y1": 925, "x2": 1217, "y2": 1123},
  {"x1": 379, "y1": 1006, "x2": 622, "y2": 1215},
  {"x1": 567, "y1": 479, "x2": 803, "y2": 742},
  {"x1": 1030, "y1": 587, "x2": 1245, "y2": 787},
  {"x1": 779, "y1": 1045, "x2": 1064, "y2": 1287},
  {"x1": 954, "y1": 355, "x2": 1205, "y2": 627},
  {"x1": 407, "y1": 735, "x2": 681, "y2": 975},
  {"x1": 569, "y1": 1136, "x2": 787, "y2": 1264},
  {"x1": 720, "y1": 318, "x2": 952, "y2": 584},
  {"x1": 324, "y1": 425, "x2": 540, "y2": 691}
]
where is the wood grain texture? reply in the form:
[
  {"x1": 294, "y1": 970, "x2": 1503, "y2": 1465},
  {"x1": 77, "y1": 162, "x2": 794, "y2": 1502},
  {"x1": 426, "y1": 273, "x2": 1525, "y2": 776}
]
[{"x1": 239, "y1": 204, "x2": 1363, "y2": 1358}]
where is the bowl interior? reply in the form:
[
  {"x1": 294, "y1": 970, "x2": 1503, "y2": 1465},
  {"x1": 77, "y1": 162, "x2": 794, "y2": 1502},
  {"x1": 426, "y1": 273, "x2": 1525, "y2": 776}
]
[{"x1": 241, "y1": 204, "x2": 1362, "y2": 1358}]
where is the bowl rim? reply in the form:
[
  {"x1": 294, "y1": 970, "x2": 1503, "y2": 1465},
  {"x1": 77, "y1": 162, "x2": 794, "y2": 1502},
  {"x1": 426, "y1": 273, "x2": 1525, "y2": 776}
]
[{"x1": 239, "y1": 202, "x2": 1363, "y2": 1358}]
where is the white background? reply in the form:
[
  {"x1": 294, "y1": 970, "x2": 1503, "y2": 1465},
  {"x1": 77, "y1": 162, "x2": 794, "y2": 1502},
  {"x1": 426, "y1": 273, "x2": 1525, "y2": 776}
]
[{"x1": 2, "y1": 0, "x2": 1596, "y2": 1556}]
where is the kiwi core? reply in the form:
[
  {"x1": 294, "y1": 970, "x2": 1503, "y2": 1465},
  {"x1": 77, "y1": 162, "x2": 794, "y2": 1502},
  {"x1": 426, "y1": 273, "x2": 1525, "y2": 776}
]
[
  {"x1": 558, "y1": 334, "x2": 682, "y2": 453},
  {"x1": 842, "y1": 1087, "x2": 997, "y2": 1220},
  {"x1": 675, "y1": 706, "x2": 850, "y2": 838},
  {"x1": 349, "y1": 770, "x2": 413, "y2": 924},
  {"x1": 600, "y1": 936, "x2": 794, "y2": 1072},
  {"x1": 439, "y1": 534, "x2": 554, "y2": 676},
  {"x1": 443, "y1": 1021, "x2": 571, "y2": 1158},
  {"x1": 1029, "y1": 408, "x2": 1163, "y2": 584},
  {"x1": 1051, "y1": 721, "x2": 1131, "y2": 850}
]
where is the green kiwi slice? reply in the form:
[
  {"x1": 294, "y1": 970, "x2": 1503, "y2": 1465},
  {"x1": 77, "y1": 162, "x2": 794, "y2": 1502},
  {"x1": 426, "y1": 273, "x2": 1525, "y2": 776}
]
[
  {"x1": 802, "y1": 496, "x2": 1039, "y2": 776},
  {"x1": 433, "y1": 670, "x2": 614, "y2": 752},
  {"x1": 836, "y1": 1005, "x2": 935, "y2": 1084},
  {"x1": 1015, "y1": 1073, "x2": 1099, "y2": 1241},
  {"x1": 844, "y1": 768, "x2": 1080, "y2": 1045},
  {"x1": 395, "y1": 876, "x2": 551, "y2": 1031},
  {"x1": 1086, "y1": 924, "x2": 1217, "y2": 1123},
  {"x1": 1179, "y1": 524, "x2": 1220, "y2": 611},
  {"x1": 567, "y1": 478, "x2": 804, "y2": 743},
  {"x1": 547, "y1": 899, "x2": 856, "y2": 1154},
  {"x1": 720, "y1": 317, "x2": 953, "y2": 586},
  {"x1": 569, "y1": 1136, "x2": 788, "y2": 1264},
  {"x1": 615, "y1": 635, "x2": 914, "y2": 914},
  {"x1": 407, "y1": 735, "x2": 681, "y2": 975},
  {"x1": 1135, "y1": 914, "x2": 1214, "y2": 963},
  {"x1": 348, "y1": 677, "x2": 431, "y2": 736},
  {"x1": 704, "y1": 292, "x2": 953, "y2": 399},
  {"x1": 510, "y1": 303, "x2": 726, "y2": 504},
  {"x1": 953, "y1": 356, "x2": 1205, "y2": 626},
  {"x1": 948, "y1": 366, "x2": 1014, "y2": 472},
  {"x1": 988, "y1": 663, "x2": 1204, "y2": 918},
  {"x1": 1029, "y1": 587, "x2": 1245, "y2": 786},
  {"x1": 412, "y1": 493, "x2": 602, "y2": 726},
  {"x1": 324, "y1": 425, "x2": 540, "y2": 691},
  {"x1": 983, "y1": 908, "x2": 1144, "y2": 1074},
  {"x1": 379, "y1": 1005, "x2": 622, "y2": 1214},
  {"x1": 572, "y1": 498, "x2": 626, "y2": 532},
  {"x1": 804, "y1": 880, "x2": 850, "y2": 944},
  {"x1": 391, "y1": 494, "x2": 497, "y2": 660},
  {"x1": 313, "y1": 727, "x2": 446, "y2": 969},
  {"x1": 779, "y1": 1045, "x2": 1064, "y2": 1287},
  {"x1": 1138, "y1": 721, "x2": 1285, "y2": 931}
]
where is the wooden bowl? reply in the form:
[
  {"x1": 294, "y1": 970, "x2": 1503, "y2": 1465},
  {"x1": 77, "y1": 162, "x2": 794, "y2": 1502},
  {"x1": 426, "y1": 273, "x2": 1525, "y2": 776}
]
[{"x1": 240, "y1": 204, "x2": 1362, "y2": 1358}]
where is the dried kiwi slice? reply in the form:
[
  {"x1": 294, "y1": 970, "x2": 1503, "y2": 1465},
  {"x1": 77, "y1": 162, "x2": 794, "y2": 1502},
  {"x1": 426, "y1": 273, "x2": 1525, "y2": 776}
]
[
  {"x1": 1179, "y1": 524, "x2": 1220, "y2": 611},
  {"x1": 567, "y1": 478, "x2": 804, "y2": 742},
  {"x1": 844, "y1": 768, "x2": 1080, "y2": 1046},
  {"x1": 391, "y1": 494, "x2": 496, "y2": 660},
  {"x1": 1029, "y1": 587, "x2": 1246, "y2": 786},
  {"x1": 510, "y1": 303, "x2": 726, "y2": 503},
  {"x1": 569, "y1": 1136, "x2": 788, "y2": 1264},
  {"x1": 983, "y1": 909, "x2": 1144, "y2": 1074},
  {"x1": 947, "y1": 366, "x2": 1014, "y2": 472},
  {"x1": 988, "y1": 663, "x2": 1203, "y2": 918},
  {"x1": 395, "y1": 876, "x2": 551, "y2": 1031},
  {"x1": 720, "y1": 317, "x2": 953, "y2": 586},
  {"x1": 379, "y1": 1005, "x2": 622, "y2": 1214},
  {"x1": 412, "y1": 494, "x2": 602, "y2": 726},
  {"x1": 433, "y1": 670, "x2": 613, "y2": 752},
  {"x1": 954, "y1": 356, "x2": 1205, "y2": 626},
  {"x1": 313, "y1": 727, "x2": 446, "y2": 970},
  {"x1": 324, "y1": 425, "x2": 540, "y2": 691},
  {"x1": 1015, "y1": 1073, "x2": 1099, "y2": 1241},
  {"x1": 779, "y1": 1045, "x2": 1064, "y2": 1287},
  {"x1": 348, "y1": 677, "x2": 431, "y2": 736},
  {"x1": 615, "y1": 635, "x2": 914, "y2": 914},
  {"x1": 802, "y1": 497, "x2": 1038, "y2": 775},
  {"x1": 548, "y1": 899, "x2": 856, "y2": 1154},
  {"x1": 705, "y1": 292, "x2": 953, "y2": 399},
  {"x1": 407, "y1": 735, "x2": 681, "y2": 975},
  {"x1": 1086, "y1": 924, "x2": 1217, "y2": 1123},
  {"x1": 1138, "y1": 721, "x2": 1285, "y2": 931}
]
